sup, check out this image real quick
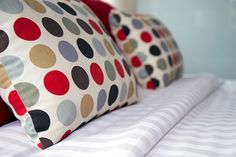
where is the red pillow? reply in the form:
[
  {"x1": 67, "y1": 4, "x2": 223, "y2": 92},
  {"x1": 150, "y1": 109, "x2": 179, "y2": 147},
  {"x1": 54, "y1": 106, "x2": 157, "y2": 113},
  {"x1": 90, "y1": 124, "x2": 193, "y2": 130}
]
[
  {"x1": 0, "y1": 97, "x2": 15, "y2": 126},
  {"x1": 81, "y1": 0, "x2": 113, "y2": 35}
]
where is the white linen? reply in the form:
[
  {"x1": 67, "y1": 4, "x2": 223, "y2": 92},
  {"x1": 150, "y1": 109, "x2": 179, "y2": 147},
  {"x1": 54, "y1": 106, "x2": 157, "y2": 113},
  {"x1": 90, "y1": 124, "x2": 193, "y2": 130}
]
[
  {"x1": 0, "y1": 75, "x2": 224, "y2": 157},
  {"x1": 147, "y1": 80, "x2": 236, "y2": 157}
]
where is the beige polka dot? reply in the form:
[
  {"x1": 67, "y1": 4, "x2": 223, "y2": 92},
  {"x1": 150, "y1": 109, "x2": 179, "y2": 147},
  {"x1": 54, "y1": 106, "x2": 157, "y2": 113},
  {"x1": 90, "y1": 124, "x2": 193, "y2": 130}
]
[
  {"x1": 30, "y1": 44, "x2": 56, "y2": 68},
  {"x1": 24, "y1": 0, "x2": 46, "y2": 13},
  {"x1": 167, "y1": 40, "x2": 174, "y2": 50},
  {"x1": 0, "y1": 64, "x2": 11, "y2": 89},
  {"x1": 104, "y1": 39, "x2": 115, "y2": 56},
  {"x1": 142, "y1": 19, "x2": 151, "y2": 26},
  {"x1": 123, "y1": 39, "x2": 137, "y2": 54},
  {"x1": 128, "y1": 80, "x2": 134, "y2": 99},
  {"x1": 81, "y1": 94, "x2": 94, "y2": 119}
]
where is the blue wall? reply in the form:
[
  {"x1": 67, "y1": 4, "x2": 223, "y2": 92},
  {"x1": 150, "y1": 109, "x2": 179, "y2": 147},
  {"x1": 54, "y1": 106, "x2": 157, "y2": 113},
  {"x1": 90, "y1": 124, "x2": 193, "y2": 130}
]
[{"x1": 138, "y1": 0, "x2": 236, "y2": 79}]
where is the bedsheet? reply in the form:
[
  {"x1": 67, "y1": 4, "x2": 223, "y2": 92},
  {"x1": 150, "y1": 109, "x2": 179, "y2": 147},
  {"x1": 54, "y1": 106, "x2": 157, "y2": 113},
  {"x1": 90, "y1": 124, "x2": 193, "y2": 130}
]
[
  {"x1": 147, "y1": 80, "x2": 236, "y2": 157},
  {"x1": 0, "y1": 74, "x2": 233, "y2": 157}
]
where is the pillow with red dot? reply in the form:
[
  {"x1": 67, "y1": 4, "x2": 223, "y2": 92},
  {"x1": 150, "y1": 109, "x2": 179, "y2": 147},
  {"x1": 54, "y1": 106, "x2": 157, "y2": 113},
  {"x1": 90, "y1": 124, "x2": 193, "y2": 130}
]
[
  {"x1": 109, "y1": 9, "x2": 184, "y2": 89},
  {"x1": 0, "y1": 0, "x2": 137, "y2": 149},
  {"x1": 0, "y1": 97, "x2": 16, "y2": 126}
]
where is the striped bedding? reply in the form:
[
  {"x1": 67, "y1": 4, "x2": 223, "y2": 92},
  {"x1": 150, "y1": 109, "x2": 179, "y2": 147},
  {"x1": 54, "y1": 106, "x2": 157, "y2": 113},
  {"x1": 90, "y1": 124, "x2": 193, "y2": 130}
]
[
  {"x1": 0, "y1": 74, "x2": 235, "y2": 157},
  {"x1": 147, "y1": 80, "x2": 236, "y2": 157}
]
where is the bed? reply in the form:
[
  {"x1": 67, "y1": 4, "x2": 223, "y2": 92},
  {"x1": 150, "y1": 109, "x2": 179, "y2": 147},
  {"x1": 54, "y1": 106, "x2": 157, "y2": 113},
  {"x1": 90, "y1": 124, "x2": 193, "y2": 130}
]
[{"x1": 1, "y1": 74, "x2": 235, "y2": 157}]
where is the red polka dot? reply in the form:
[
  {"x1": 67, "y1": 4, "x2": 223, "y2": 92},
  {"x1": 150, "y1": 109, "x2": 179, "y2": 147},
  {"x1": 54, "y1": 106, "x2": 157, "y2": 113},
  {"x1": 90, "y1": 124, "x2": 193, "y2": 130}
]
[
  {"x1": 90, "y1": 63, "x2": 104, "y2": 85},
  {"x1": 44, "y1": 70, "x2": 69, "y2": 95},
  {"x1": 141, "y1": 31, "x2": 152, "y2": 43},
  {"x1": 158, "y1": 29, "x2": 165, "y2": 38},
  {"x1": 88, "y1": 19, "x2": 103, "y2": 35},
  {"x1": 14, "y1": 17, "x2": 41, "y2": 41},
  {"x1": 117, "y1": 29, "x2": 127, "y2": 41},
  {"x1": 60, "y1": 130, "x2": 72, "y2": 141},
  {"x1": 37, "y1": 143, "x2": 43, "y2": 149},
  {"x1": 8, "y1": 90, "x2": 27, "y2": 116},
  {"x1": 147, "y1": 80, "x2": 156, "y2": 90},
  {"x1": 173, "y1": 53, "x2": 178, "y2": 65},
  {"x1": 114, "y1": 59, "x2": 125, "y2": 78},
  {"x1": 131, "y1": 56, "x2": 142, "y2": 67}
]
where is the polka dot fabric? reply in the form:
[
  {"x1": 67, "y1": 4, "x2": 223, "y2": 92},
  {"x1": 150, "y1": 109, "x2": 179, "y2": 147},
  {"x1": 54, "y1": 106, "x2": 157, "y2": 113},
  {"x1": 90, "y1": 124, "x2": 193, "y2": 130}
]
[
  {"x1": 0, "y1": 0, "x2": 137, "y2": 149},
  {"x1": 109, "y1": 10, "x2": 184, "y2": 89}
]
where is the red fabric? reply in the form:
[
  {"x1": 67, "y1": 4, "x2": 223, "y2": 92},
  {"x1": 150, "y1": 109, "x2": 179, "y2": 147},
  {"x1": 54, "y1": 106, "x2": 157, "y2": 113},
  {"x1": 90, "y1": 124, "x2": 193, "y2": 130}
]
[
  {"x1": 81, "y1": 0, "x2": 114, "y2": 35},
  {"x1": 0, "y1": 97, "x2": 15, "y2": 126}
]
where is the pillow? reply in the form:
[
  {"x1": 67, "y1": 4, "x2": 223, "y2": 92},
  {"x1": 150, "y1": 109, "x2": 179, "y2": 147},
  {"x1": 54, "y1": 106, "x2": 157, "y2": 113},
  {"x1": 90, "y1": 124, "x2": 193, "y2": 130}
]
[
  {"x1": 0, "y1": 97, "x2": 15, "y2": 126},
  {"x1": 81, "y1": 0, "x2": 114, "y2": 36},
  {"x1": 109, "y1": 10, "x2": 184, "y2": 89},
  {"x1": 0, "y1": 0, "x2": 137, "y2": 149}
]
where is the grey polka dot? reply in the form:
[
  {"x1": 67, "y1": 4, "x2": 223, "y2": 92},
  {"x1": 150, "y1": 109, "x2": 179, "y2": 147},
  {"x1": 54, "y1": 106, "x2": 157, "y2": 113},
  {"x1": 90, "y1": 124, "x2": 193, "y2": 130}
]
[
  {"x1": 14, "y1": 82, "x2": 39, "y2": 107},
  {"x1": 161, "y1": 41, "x2": 168, "y2": 52},
  {"x1": 57, "y1": 100, "x2": 77, "y2": 126},
  {"x1": 62, "y1": 17, "x2": 80, "y2": 35},
  {"x1": 43, "y1": 0, "x2": 63, "y2": 14},
  {"x1": 157, "y1": 58, "x2": 167, "y2": 70},
  {"x1": 163, "y1": 73, "x2": 169, "y2": 85},
  {"x1": 92, "y1": 38, "x2": 106, "y2": 57},
  {"x1": 111, "y1": 39, "x2": 121, "y2": 56},
  {"x1": 58, "y1": 40, "x2": 78, "y2": 62},
  {"x1": 97, "y1": 89, "x2": 107, "y2": 111},
  {"x1": 24, "y1": 117, "x2": 38, "y2": 140},
  {"x1": 138, "y1": 68, "x2": 149, "y2": 79},
  {"x1": 0, "y1": 0, "x2": 23, "y2": 14},
  {"x1": 119, "y1": 83, "x2": 127, "y2": 102},
  {"x1": 132, "y1": 19, "x2": 143, "y2": 29},
  {"x1": 0, "y1": 56, "x2": 24, "y2": 80},
  {"x1": 137, "y1": 52, "x2": 147, "y2": 62},
  {"x1": 72, "y1": 4, "x2": 88, "y2": 17},
  {"x1": 105, "y1": 61, "x2": 116, "y2": 81}
]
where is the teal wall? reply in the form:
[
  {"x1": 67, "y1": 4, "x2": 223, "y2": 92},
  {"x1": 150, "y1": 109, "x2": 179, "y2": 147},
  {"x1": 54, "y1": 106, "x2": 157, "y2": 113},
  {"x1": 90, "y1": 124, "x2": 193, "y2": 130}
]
[{"x1": 138, "y1": 0, "x2": 236, "y2": 79}]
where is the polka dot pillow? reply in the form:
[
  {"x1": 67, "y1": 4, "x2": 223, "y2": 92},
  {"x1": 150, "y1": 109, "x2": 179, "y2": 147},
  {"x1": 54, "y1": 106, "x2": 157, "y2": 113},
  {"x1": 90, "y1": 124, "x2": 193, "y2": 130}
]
[
  {"x1": 109, "y1": 9, "x2": 184, "y2": 89},
  {"x1": 0, "y1": 0, "x2": 137, "y2": 149}
]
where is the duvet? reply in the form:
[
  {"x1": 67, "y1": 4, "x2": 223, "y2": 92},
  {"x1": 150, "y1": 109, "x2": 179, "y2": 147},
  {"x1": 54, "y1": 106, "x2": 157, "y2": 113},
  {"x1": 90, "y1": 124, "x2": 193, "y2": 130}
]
[{"x1": 0, "y1": 74, "x2": 235, "y2": 157}]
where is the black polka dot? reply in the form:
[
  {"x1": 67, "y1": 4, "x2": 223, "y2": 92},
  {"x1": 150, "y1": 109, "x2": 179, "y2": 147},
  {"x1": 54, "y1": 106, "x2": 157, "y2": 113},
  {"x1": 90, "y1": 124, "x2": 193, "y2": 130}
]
[
  {"x1": 76, "y1": 18, "x2": 93, "y2": 35},
  {"x1": 58, "y1": 2, "x2": 77, "y2": 16},
  {"x1": 152, "y1": 18, "x2": 161, "y2": 25},
  {"x1": 39, "y1": 138, "x2": 53, "y2": 149},
  {"x1": 145, "y1": 65, "x2": 154, "y2": 75},
  {"x1": 77, "y1": 38, "x2": 94, "y2": 59},
  {"x1": 172, "y1": 39, "x2": 179, "y2": 49},
  {"x1": 122, "y1": 12, "x2": 131, "y2": 17},
  {"x1": 122, "y1": 25, "x2": 130, "y2": 36},
  {"x1": 122, "y1": 59, "x2": 131, "y2": 76},
  {"x1": 75, "y1": 121, "x2": 87, "y2": 131},
  {"x1": 151, "y1": 78, "x2": 160, "y2": 88},
  {"x1": 152, "y1": 29, "x2": 160, "y2": 38},
  {"x1": 150, "y1": 45, "x2": 161, "y2": 56},
  {"x1": 99, "y1": 21, "x2": 109, "y2": 36},
  {"x1": 29, "y1": 110, "x2": 50, "y2": 132},
  {"x1": 42, "y1": 17, "x2": 63, "y2": 37},
  {"x1": 168, "y1": 55, "x2": 173, "y2": 67},
  {"x1": 112, "y1": 14, "x2": 121, "y2": 24},
  {"x1": 71, "y1": 66, "x2": 89, "y2": 90},
  {"x1": 122, "y1": 102, "x2": 128, "y2": 107},
  {"x1": 108, "y1": 84, "x2": 119, "y2": 106},
  {"x1": 0, "y1": 30, "x2": 9, "y2": 53}
]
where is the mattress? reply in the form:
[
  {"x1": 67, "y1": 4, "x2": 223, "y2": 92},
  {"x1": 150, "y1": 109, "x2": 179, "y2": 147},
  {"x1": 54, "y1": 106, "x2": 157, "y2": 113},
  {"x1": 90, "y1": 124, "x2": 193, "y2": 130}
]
[{"x1": 0, "y1": 74, "x2": 235, "y2": 157}]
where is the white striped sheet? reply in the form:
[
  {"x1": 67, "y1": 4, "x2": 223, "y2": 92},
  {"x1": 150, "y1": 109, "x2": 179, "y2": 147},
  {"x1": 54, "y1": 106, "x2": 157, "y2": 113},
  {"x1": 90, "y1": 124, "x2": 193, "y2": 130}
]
[
  {"x1": 147, "y1": 80, "x2": 236, "y2": 157},
  {"x1": 0, "y1": 74, "x2": 221, "y2": 157}
]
